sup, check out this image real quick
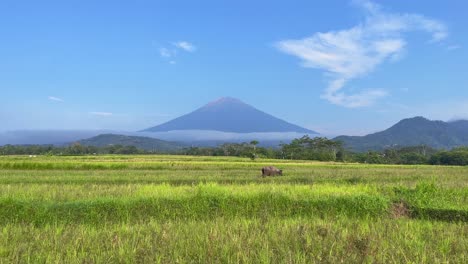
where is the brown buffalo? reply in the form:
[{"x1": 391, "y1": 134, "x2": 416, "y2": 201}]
[{"x1": 261, "y1": 166, "x2": 283, "y2": 177}]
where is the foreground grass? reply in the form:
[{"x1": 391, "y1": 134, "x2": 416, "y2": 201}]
[
  {"x1": 1, "y1": 218, "x2": 466, "y2": 263},
  {"x1": 0, "y1": 155, "x2": 467, "y2": 263}
]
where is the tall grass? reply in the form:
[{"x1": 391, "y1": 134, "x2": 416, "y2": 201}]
[
  {"x1": 0, "y1": 184, "x2": 390, "y2": 225},
  {"x1": 1, "y1": 183, "x2": 465, "y2": 225},
  {"x1": 1, "y1": 218, "x2": 466, "y2": 263}
]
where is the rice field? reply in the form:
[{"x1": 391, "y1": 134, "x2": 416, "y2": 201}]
[{"x1": 0, "y1": 155, "x2": 467, "y2": 263}]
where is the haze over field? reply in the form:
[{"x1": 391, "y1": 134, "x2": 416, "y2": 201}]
[{"x1": 1, "y1": 0, "x2": 467, "y2": 138}]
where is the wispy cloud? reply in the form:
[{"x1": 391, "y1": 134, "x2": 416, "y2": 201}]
[
  {"x1": 447, "y1": 45, "x2": 461, "y2": 51},
  {"x1": 90, "y1": 112, "x2": 113, "y2": 116},
  {"x1": 158, "y1": 41, "x2": 196, "y2": 64},
  {"x1": 173, "y1": 41, "x2": 196, "y2": 52},
  {"x1": 48, "y1": 96, "x2": 64, "y2": 102},
  {"x1": 276, "y1": 0, "x2": 448, "y2": 108},
  {"x1": 159, "y1": 48, "x2": 174, "y2": 58}
]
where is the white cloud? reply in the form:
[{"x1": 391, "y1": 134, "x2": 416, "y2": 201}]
[
  {"x1": 276, "y1": 0, "x2": 448, "y2": 108},
  {"x1": 447, "y1": 45, "x2": 461, "y2": 51},
  {"x1": 173, "y1": 41, "x2": 196, "y2": 52},
  {"x1": 321, "y1": 88, "x2": 388, "y2": 108},
  {"x1": 48, "y1": 96, "x2": 64, "y2": 102},
  {"x1": 90, "y1": 112, "x2": 113, "y2": 116},
  {"x1": 158, "y1": 41, "x2": 195, "y2": 64},
  {"x1": 159, "y1": 48, "x2": 174, "y2": 58}
]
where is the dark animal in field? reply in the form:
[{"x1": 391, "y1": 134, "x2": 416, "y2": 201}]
[{"x1": 261, "y1": 166, "x2": 283, "y2": 177}]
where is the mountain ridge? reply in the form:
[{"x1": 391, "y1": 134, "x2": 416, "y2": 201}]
[
  {"x1": 335, "y1": 116, "x2": 468, "y2": 152},
  {"x1": 143, "y1": 97, "x2": 317, "y2": 134},
  {"x1": 78, "y1": 134, "x2": 186, "y2": 152}
]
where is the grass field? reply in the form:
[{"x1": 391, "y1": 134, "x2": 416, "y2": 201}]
[{"x1": 0, "y1": 155, "x2": 467, "y2": 263}]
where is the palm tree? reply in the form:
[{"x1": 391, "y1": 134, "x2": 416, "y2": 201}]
[
  {"x1": 250, "y1": 140, "x2": 259, "y2": 160},
  {"x1": 250, "y1": 140, "x2": 259, "y2": 151}
]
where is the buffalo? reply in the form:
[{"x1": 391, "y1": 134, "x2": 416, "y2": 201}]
[{"x1": 261, "y1": 166, "x2": 283, "y2": 177}]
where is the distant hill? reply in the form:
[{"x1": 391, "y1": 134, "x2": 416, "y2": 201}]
[
  {"x1": 335, "y1": 117, "x2": 468, "y2": 152},
  {"x1": 142, "y1": 97, "x2": 317, "y2": 134},
  {"x1": 78, "y1": 134, "x2": 186, "y2": 152}
]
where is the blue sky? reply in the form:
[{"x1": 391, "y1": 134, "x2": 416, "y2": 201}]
[{"x1": 1, "y1": 0, "x2": 467, "y2": 136}]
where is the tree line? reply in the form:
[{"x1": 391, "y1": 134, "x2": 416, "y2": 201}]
[
  {"x1": 1, "y1": 136, "x2": 468, "y2": 166},
  {"x1": 0, "y1": 143, "x2": 147, "y2": 155}
]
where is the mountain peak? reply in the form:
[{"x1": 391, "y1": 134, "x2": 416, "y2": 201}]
[
  {"x1": 203, "y1": 97, "x2": 247, "y2": 108},
  {"x1": 143, "y1": 97, "x2": 317, "y2": 134},
  {"x1": 405, "y1": 116, "x2": 429, "y2": 121},
  {"x1": 395, "y1": 116, "x2": 430, "y2": 125},
  {"x1": 210, "y1": 96, "x2": 244, "y2": 104},
  {"x1": 393, "y1": 116, "x2": 446, "y2": 130}
]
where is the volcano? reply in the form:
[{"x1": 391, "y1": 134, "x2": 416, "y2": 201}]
[{"x1": 142, "y1": 97, "x2": 317, "y2": 134}]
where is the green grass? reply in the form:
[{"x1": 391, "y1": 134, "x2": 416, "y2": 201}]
[
  {"x1": 2, "y1": 218, "x2": 466, "y2": 263},
  {"x1": 0, "y1": 184, "x2": 391, "y2": 225},
  {"x1": 0, "y1": 155, "x2": 467, "y2": 263}
]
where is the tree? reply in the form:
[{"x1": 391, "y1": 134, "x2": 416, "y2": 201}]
[
  {"x1": 279, "y1": 136, "x2": 344, "y2": 161},
  {"x1": 250, "y1": 140, "x2": 259, "y2": 151},
  {"x1": 67, "y1": 143, "x2": 85, "y2": 155},
  {"x1": 249, "y1": 140, "x2": 259, "y2": 160}
]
